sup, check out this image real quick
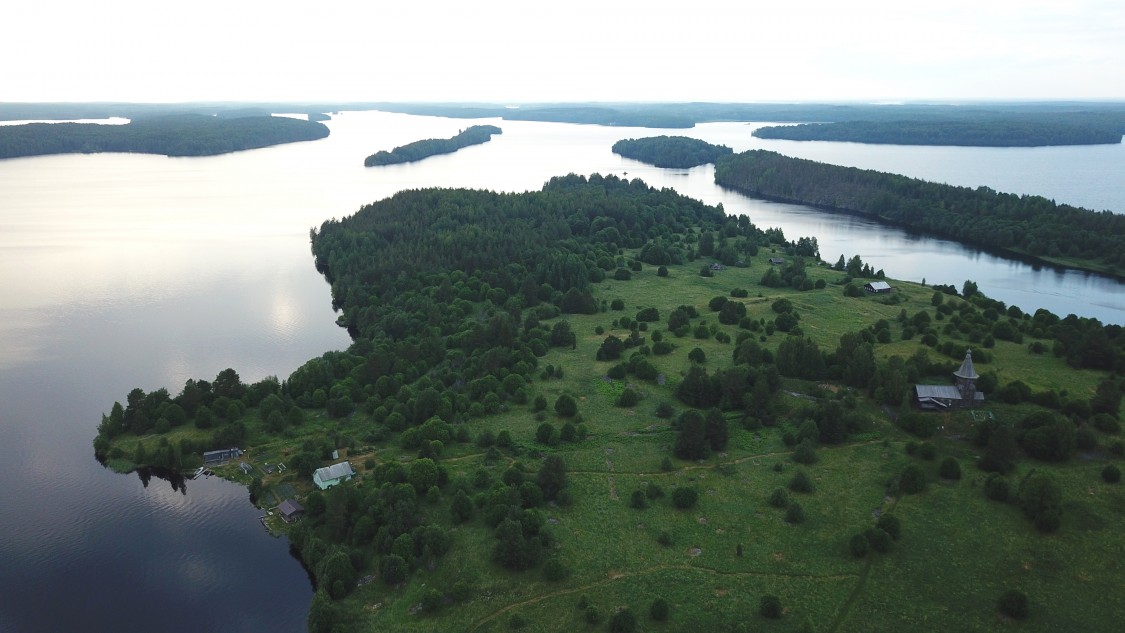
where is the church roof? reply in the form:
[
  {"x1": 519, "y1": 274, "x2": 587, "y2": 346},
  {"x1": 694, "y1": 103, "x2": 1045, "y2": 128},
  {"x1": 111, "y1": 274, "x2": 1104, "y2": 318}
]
[{"x1": 953, "y1": 349, "x2": 979, "y2": 380}]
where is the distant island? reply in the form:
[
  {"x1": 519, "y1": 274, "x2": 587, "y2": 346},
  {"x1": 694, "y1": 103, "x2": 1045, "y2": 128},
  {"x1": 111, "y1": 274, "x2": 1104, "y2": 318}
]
[
  {"x1": 0, "y1": 114, "x2": 329, "y2": 159},
  {"x1": 364, "y1": 124, "x2": 502, "y2": 166},
  {"x1": 612, "y1": 135, "x2": 733, "y2": 168},
  {"x1": 713, "y1": 149, "x2": 1125, "y2": 277},
  {"x1": 752, "y1": 120, "x2": 1124, "y2": 147}
]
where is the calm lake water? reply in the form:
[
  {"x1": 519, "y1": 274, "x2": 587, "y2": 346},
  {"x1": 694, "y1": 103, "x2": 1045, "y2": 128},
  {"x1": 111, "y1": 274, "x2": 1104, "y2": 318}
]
[{"x1": 1, "y1": 110, "x2": 1123, "y2": 632}]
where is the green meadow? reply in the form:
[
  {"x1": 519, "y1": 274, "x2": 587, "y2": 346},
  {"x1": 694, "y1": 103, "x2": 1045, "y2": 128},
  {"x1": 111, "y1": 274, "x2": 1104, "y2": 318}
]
[{"x1": 103, "y1": 247, "x2": 1124, "y2": 632}]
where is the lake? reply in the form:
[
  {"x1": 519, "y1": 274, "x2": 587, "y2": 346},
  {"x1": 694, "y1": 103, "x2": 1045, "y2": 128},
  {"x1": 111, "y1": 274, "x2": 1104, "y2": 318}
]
[{"x1": 1, "y1": 110, "x2": 1123, "y2": 631}]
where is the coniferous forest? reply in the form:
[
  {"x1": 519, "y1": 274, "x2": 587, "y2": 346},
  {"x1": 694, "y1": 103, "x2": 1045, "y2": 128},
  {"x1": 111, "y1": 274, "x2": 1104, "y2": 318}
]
[
  {"x1": 751, "y1": 119, "x2": 1124, "y2": 147},
  {"x1": 714, "y1": 149, "x2": 1125, "y2": 275},
  {"x1": 363, "y1": 125, "x2": 502, "y2": 166},
  {"x1": 612, "y1": 135, "x2": 733, "y2": 168},
  {"x1": 0, "y1": 114, "x2": 329, "y2": 159}
]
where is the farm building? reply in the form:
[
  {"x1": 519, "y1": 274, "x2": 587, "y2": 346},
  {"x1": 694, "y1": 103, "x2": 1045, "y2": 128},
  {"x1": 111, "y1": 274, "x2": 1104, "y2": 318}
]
[
  {"x1": 313, "y1": 462, "x2": 355, "y2": 490},
  {"x1": 864, "y1": 281, "x2": 892, "y2": 293}
]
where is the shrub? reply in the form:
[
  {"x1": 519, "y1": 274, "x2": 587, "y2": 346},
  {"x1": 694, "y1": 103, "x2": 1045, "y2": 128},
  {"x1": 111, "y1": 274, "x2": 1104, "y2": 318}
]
[
  {"x1": 938, "y1": 457, "x2": 962, "y2": 480},
  {"x1": 650, "y1": 598, "x2": 670, "y2": 621},
  {"x1": 655, "y1": 402, "x2": 675, "y2": 418},
  {"x1": 508, "y1": 613, "x2": 526, "y2": 629},
  {"x1": 865, "y1": 527, "x2": 893, "y2": 553},
  {"x1": 984, "y1": 475, "x2": 1010, "y2": 502},
  {"x1": 671, "y1": 486, "x2": 699, "y2": 509},
  {"x1": 899, "y1": 464, "x2": 927, "y2": 494},
  {"x1": 543, "y1": 558, "x2": 570, "y2": 581},
  {"x1": 660, "y1": 456, "x2": 674, "y2": 472},
  {"x1": 645, "y1": 481, "x2": 665, "y2": 499},
  {"x1": 759, "y1": 594, "x2": 783, "y2": 619},
  {"x1": 768, "y1": 487, "x2": 789, "y2": 508},
  {"x1": 1092, "y1": 413, "x2": 1121, "y2": 434},
  {"x1": 554, "y1": 394, "x2": 578, "y2": 417},
  {"x1": 788, "y1": 470, "x2": 815, "y2": 494},
  {"x1": 785, "y1": 502, "x2": 805, "y2": 524},
  {"x1": 617, "y1": 388, "x2": 640, "y2": 408},
  {"x1": 792, "y1": 439, "x2": 818, "y2": 465},
  {"x1": 876, "y1": 514, "x2": 902, "y2": 540},
  {"x1": 609, "y1": 607, "x2": 637, "y2": 633},
  {"x1": 657, "y1": 531, "x2": 674, "y2": 547},
  {"x1": 630, "y1": 489, "x2": 649, "y2": 509},
  {"x1": 849, "y1": 533, "x2": 870, "y2": 558},
  {"x1": 1102, "y1": 464, "x2": 1121, "y2": 483},
  {"x1": 998, "y1": 589, "x2": 1029, "y2": 620}
]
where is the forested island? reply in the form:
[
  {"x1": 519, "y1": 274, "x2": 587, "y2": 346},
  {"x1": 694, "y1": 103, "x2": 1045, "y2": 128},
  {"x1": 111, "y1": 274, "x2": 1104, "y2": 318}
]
[
  {"x1": 364, "y1": 125, "x2": 502, "y2": 166},
  {"x1": 612, "y1": 135, "x2": 733, "y2": 168},
  {"x1": 0, "y1": 114, "x2": 329, "y2": 159},
  {"x1": 751, "y1": 120, "x2": 1124, "y2": 147},
  {"x1": 94, "y1": 174, "x2": 1125, "y2": 632},
  {"x1": 370, "y1": 101, "x2": 1125, "y2": 141},
  {"x1": 713, "y1": 149, "x2": 1125, "y2": 276}
]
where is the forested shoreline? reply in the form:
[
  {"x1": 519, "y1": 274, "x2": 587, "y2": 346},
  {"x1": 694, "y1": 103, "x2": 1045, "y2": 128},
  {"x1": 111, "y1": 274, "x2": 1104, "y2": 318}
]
[
  {"x1": 364, "y1": 125, "x2": 502, "y2": 166},
  {"x1": 751, "y1": 120, "x2": 1123, "y2": 147},
  {"x1": 612, "y1": 135, "x2": 733, "y2": 168},
  {"x1": 0, "y1": 114, "x2": 329, "y2": 159},
  {"x1": 92, "y1": 171, "x2": 1125, "y2": 631},
  {"x1": 714, "y1": 149, "x2": 1125, "y2": 276}
]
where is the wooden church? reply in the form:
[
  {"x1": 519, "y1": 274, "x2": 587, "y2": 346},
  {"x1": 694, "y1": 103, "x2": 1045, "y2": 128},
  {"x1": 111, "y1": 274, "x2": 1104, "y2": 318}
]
[{"x1": 915, "y1": 349, "x2": 985, "y2": 410}]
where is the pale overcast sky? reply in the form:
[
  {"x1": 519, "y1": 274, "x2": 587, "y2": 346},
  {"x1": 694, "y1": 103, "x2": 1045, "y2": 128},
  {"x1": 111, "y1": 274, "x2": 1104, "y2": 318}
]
[{"x1": 3, "y1": 0, "x2": 1123, "y2": 103}]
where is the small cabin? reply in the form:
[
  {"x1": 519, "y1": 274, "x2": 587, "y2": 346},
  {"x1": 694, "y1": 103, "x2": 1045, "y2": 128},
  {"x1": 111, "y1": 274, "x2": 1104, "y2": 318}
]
[
  {"x1": 278, "y1": 499, "x2": 305, "y2": 523},
  {"x1": 864, "y1": 281, "x2": 892, "y2": 293},
  {"x1": 768, "y1": 257, "x2": 786, "y2": 265}
]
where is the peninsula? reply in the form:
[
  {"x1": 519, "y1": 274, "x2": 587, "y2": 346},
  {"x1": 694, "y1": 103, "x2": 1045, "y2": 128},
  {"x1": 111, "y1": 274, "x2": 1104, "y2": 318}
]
[
  {"x1": 95, "y1": 174, "x2": 1125, "y2": 632},
  {"x1": 0, "y1": 114, "x2": 329, "y2": 159},
  {"x1": 364, "y1": 124, "x2": 501, "y2": 166},
  {"x1": 713, "y1": 149, "x2": 1125, "y2": 277}
]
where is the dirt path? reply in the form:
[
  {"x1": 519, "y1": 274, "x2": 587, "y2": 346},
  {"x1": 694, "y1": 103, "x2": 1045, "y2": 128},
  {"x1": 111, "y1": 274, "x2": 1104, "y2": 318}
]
[
  {"x1": 467, "y1": 563, "x2": 859, "y2": 632},
  {"x1": 825, "y1": 494, "x2": 903, "y2": 633}
]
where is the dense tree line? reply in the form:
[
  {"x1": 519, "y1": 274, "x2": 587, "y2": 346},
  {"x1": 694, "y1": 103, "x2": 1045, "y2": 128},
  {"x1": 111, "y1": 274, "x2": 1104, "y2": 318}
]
[
  {"x1": 363, "y1": 125, "x2": 502, "y2": 166},
  {"x1": 368, "y1": 102, "x2": 1125, "y2": 135},
  {"x1": 751, "y1": 119, "x2": 1123, "y2": 147},
  {"x1": 0, "y1": 114, "x2": 329, "y2": 159},
  {"x1": 714, "y1": 150, "x2": 1125, "y2": 273},
  {"x1": 611, "y1": 136, "x2": 733, "y2": 168}
]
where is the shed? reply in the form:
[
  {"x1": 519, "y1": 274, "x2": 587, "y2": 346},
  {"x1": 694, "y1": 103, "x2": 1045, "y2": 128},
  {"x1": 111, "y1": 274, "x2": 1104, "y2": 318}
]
[
  {"x1": 864, "y1": 281, "x2": 892, "y2": 293},
  {"x1": 768, "y1": 257, "x2": 786, "y2": 265},
  {"x1": 278, "y1": 499, "x2": 305, "y2": 523}
]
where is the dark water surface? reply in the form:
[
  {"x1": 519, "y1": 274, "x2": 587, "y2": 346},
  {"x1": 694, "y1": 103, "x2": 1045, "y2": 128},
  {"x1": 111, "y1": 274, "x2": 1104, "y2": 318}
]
[{"x1": 1, "y1": 111, "x2": 1123, "y2": 632}]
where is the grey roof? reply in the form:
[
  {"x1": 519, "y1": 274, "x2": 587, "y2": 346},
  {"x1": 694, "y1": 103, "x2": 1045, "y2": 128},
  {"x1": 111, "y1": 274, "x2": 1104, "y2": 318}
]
[
  {"x1": 915, "y1": 385, "x2": 965, "y2": 401},
  {"x1": 314, "y1": 461, "x2": 355, "y2": 482},
  {"x1": 865, "y1": 281, "x2": 892, "y2": 291},
  {"x1": 954, "y1": 349, "x2": 979, "y2": 380},
  {"x1": 278, "y1": 498, "x2": 304, "y2": 516}
]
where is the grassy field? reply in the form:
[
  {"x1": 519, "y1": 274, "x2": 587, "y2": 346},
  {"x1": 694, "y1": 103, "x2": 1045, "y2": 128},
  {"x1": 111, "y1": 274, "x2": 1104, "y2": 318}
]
[{"x1": 104, "y1": 249, "x2": 1124, "y2": 631}]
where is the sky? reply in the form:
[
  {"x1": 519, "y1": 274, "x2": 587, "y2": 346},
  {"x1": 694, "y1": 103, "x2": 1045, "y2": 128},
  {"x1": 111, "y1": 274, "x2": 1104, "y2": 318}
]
[{"x1": 3, "y1": 0, "x2": 1123, "y2": 103}]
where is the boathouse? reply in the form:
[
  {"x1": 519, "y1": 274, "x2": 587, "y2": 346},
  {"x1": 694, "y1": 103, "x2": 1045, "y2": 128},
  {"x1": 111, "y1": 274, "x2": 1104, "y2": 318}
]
[
  {"x1": 313, "y1": 462, "x2": 355, "y2": 490},
  {"x1": 202, "y1": 447, "x2": 242, "y2": 465}
]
